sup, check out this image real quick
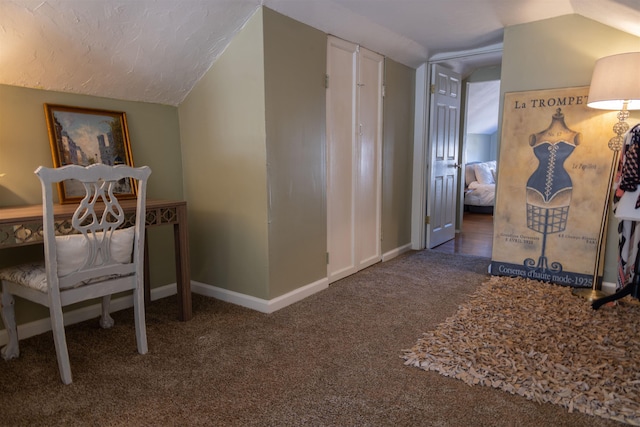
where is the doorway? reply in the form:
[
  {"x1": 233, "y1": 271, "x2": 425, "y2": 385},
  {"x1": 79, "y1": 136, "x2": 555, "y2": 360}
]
[
  {"x1": 431, "y1": 212, "x2": 493, "y2": 258},
  {"x1": 411, "y1": 44, "x2": 502, "y2": 257},
  {"x1": 459, "y1": 78, "x2": 500, "y2": 230}
]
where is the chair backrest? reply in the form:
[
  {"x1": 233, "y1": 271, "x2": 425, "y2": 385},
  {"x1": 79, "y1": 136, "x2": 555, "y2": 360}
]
[{"x1": 35, "y1": 164, "x2": 151, "y2": 293}]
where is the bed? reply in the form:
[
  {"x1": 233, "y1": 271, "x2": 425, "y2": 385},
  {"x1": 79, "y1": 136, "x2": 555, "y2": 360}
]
[{"x1": 464, "y1": 161, "x2": 496, "y2": 214}]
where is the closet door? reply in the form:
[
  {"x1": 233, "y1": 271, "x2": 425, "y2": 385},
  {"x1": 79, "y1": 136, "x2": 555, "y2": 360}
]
[
  {"x1": 326, "y1": 36, "x2": 382, "y2": 283},
  {"x1": 327, "y1": 36, "x2": 358, "y2": 283},
  {"x1": 355, "y1": 47, "x2": 383, "y2": 270}
]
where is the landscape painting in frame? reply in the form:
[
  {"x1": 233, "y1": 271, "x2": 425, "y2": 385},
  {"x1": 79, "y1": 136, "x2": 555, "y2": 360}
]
[
  {"x1": 491, "y1": 86, "x2": 617, "y2": 288},
  {"x1": 44, "y1": 104, "x2": 136, "y2": 203}
]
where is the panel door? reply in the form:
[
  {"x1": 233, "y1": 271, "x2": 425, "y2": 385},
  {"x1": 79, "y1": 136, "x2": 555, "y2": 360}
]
[
  {"x1": 355, "y1": 47, "x2": 383, "y2": 270},
  {"x1": 327, "y1": 36, "x2": 358, "y2": 283},
  {"x1": 427, "y1": 64, "x2": 461, "y2": 248}
]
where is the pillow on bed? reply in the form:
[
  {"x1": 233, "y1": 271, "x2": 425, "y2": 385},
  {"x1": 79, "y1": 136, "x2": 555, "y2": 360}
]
[
  {"x1": 465, "y1": 163, "x2": 478, "y2": 186},
  {"x1": 474, "y1": 162, "x2": 495, "y2": 185}
]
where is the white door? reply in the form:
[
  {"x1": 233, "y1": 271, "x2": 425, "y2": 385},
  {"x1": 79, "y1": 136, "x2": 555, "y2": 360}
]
[
  {"x1": 327, "y1": 37, "x2": 358, "y2": 282},
  {"x1": 355, "y1": 47, "x2": 383, "y2": 270},
  {"x1": 427, "y1": 64, "x2": 461, "y2": 248},
  {"x1": 326, "y1": 36, "x2": 382, "y2": 283}
]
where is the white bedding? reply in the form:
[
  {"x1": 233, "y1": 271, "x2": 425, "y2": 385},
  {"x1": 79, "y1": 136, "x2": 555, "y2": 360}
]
[{"x1": 465, "y1": 181, "x2": 495, "y2": 206}]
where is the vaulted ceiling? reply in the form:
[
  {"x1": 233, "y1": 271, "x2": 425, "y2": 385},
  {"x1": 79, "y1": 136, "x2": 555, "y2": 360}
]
[{"x1": 1, "y1": 0, "x2": 639, "y2": 106}]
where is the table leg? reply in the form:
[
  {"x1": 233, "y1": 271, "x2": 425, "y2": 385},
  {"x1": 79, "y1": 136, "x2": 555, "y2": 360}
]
[
  {"x1": 174, "y1": 204, "x2": 192, "y2": 321},
  {"x1": 144, "y1": 235, "x2": 151, "y2": 306}
]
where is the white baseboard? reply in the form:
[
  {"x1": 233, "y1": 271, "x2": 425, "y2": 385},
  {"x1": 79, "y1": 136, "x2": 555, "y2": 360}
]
[
  {"x1": 1, "y1": 243, "x2": 407, "y2": 344},
  {"x1": 0, "y1": 283, "x2": 177, "y2": 346},
  {"x1": 382, "y1": 243, "x2": 413, "y2": 262},
  {"x1": 192, "y1": 243, "x2": 412, "y2": 313},
  {"x1": 3, "y1": 262, "x2": 618, "y2": 347},
  {"x1": 602, "y1": 281, "x2": 616, "y2": 293},
  {"x1": 192, "y1": 276, "x2": 329, "y2": 314}
]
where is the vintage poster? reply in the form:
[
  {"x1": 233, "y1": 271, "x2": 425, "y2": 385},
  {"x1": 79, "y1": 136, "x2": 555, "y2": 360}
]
[{"x1": 491, "y1": 86, "x2": 617, "y2": 288}]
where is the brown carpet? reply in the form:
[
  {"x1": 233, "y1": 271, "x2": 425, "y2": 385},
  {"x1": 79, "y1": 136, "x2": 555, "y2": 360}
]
[
  {"x1": 0, "y1": 250, "x2": 624, "y2": 426},
  {"x1": 403, "y1": 275, "x2": 640, "y2": 425}
]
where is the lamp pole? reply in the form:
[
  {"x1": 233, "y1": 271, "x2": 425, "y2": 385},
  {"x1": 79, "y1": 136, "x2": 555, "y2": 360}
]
[{"x1": 573, "y1": 104, "x2": 629, "y2": 301}]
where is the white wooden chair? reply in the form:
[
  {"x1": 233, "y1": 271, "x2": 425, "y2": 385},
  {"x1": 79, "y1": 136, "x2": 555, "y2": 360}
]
[{"x1": 0, "y1": 163, "x2": 151, "y2": 384}]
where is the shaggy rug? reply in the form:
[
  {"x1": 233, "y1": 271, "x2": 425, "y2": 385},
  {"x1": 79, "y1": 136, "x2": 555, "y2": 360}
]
[{"x1": 403, "y1": 275, "x2": 640, "y2": 425}]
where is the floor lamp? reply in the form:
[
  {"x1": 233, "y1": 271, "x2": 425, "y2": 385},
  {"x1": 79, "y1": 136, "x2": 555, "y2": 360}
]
[{"x1": 573, "y1": 52, "x2": 640, "y2": 301}]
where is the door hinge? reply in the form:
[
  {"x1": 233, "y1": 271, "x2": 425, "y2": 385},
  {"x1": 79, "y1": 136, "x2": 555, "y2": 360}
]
[
  {"x1": 382, "y1": 84, "x2": 386, "y2": 98},
  {"x1": 425, "y1": 215, "x2": 430, "y2": 224},
  {"x1": 325, "y1": 74, "x2": 329, "y2": 89},
  {"x1": 326, "y1": 252, "x2": 330, "y2": 264},
  {"x1": 430, "y1": 84, "x2": 435, "y2": 94}
]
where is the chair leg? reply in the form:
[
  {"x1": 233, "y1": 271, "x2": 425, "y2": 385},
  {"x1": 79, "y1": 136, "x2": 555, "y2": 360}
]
[
  {"x1": 133, "y1": 285, "x2": 148, "y2": 355},
  {"x1": 99, "y1": 295, "x2": 115, "y2": 329},
  {"x1": 0, "y1": 287, "x2": 19, "y2": 360},
  {"x1": 49, "y1": 304, "x2": 72, "y2": 384}
]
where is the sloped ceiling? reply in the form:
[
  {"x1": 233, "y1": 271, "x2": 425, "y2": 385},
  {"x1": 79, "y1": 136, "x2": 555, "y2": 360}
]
[
  {"x1": 466, "y1": 80, "x2": 501, "y2": 135},
  {"x1": 0, "y1": 0, "x2": 639, "y2": 106}
]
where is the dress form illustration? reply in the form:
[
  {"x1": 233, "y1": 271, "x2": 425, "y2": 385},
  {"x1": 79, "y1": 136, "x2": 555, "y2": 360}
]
[{"x1": 525, "y1": 108, "x2": 580, "y2": 272}]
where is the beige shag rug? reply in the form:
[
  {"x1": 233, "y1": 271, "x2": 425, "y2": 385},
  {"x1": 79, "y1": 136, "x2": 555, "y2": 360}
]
[{"x1": 403, "y1": 275, "x2": 640, "y2": 425}]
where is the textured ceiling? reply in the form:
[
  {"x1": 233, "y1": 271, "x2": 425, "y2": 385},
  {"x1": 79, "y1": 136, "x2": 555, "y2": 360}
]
[
  {"x1": 0, "y1": 0, "x2": 639, "y2": 106},
  {"x1": 0, "y1": 0, "x2": 260, "y2": 105}
]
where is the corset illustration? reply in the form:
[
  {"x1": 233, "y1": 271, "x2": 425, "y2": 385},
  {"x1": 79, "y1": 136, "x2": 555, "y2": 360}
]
[{"x1": 525, "y1": 108, "x2": 580, "y2": 273}]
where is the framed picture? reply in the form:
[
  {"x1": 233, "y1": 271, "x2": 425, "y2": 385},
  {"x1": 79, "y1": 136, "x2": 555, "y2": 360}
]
[
  {"x1": 44, "y1": 104, "x2": 136, "y2": 203},
  {"x1": 490, "y1": 86, "x2": 617, "y2": 288}
]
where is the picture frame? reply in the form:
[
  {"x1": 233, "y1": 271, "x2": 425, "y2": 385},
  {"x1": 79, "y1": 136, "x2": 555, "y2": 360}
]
[
  {"x1": 490, "y1": 86, "x2": 617, "y2": 288},
  {"x1": 44, "y1": 104, "x2": 136, "y2": 203}
]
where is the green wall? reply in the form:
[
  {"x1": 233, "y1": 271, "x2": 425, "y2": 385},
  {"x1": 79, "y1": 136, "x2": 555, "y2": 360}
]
[
  {"x1": 179, "y1": 8, "x2": 329, "y2": 301},
  {"x1": 0, "y1": 84, "x2": 183, "y2": 324},
  {"x1": 178, "y1": 9, "x2": 270, "y2": 299},
  {"x1": 501, "y1": 14, "x2": 640, "y2": 283},
  {"x1": 0, "y1": 5, "x2": 417, "y2": 326},
  {"x1": 466, "y1": 66, "x2": 501, "y2": 84},
  {"x1": 179, "y1": 7, "x2": 417, "y2": 302},
  {"x1": 263, "y1": 8, "x2": 328, "y2": 298},
  {"x1": 382, "y1": 59, "x2": 415, "y2": 252}
]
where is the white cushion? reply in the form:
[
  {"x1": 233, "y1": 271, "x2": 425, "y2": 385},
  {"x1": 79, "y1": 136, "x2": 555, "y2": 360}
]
[
  {"x1": 474, "y1": 162, "x2": 495, "y2": 185},
  {"x1": 465, "y1": 163, "x2": 477, "y2": 186},
  {"x1": 56, "y1": 227, "x2": 135, "y2": 277},
  {"x1": 0, "y1": 228, "x2": 135, "y2": 293}
]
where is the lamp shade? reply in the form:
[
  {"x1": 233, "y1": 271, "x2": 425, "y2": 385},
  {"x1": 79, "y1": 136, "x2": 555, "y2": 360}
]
[{"x1": 588, "y1": 52, "x2": 640, "y2": 110}]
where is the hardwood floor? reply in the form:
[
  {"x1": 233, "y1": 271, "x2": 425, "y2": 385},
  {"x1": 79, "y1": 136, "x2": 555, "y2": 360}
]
[{"x1": 431, "y1": 212, "x2": 494, "y2": 258}]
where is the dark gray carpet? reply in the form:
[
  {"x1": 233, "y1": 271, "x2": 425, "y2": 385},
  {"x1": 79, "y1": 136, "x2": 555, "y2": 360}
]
[{"x1": 0, "y1": 250, "x2": 623, "y2": 426}]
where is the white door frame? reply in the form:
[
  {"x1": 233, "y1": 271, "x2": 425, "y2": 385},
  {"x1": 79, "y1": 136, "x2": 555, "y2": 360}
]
[
  {"x1": 411, "y1": 45, "x2": 503, "y2": 250},
  {"x1": 410, "y1": 63, "x2": 429, "y2": 250}
]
